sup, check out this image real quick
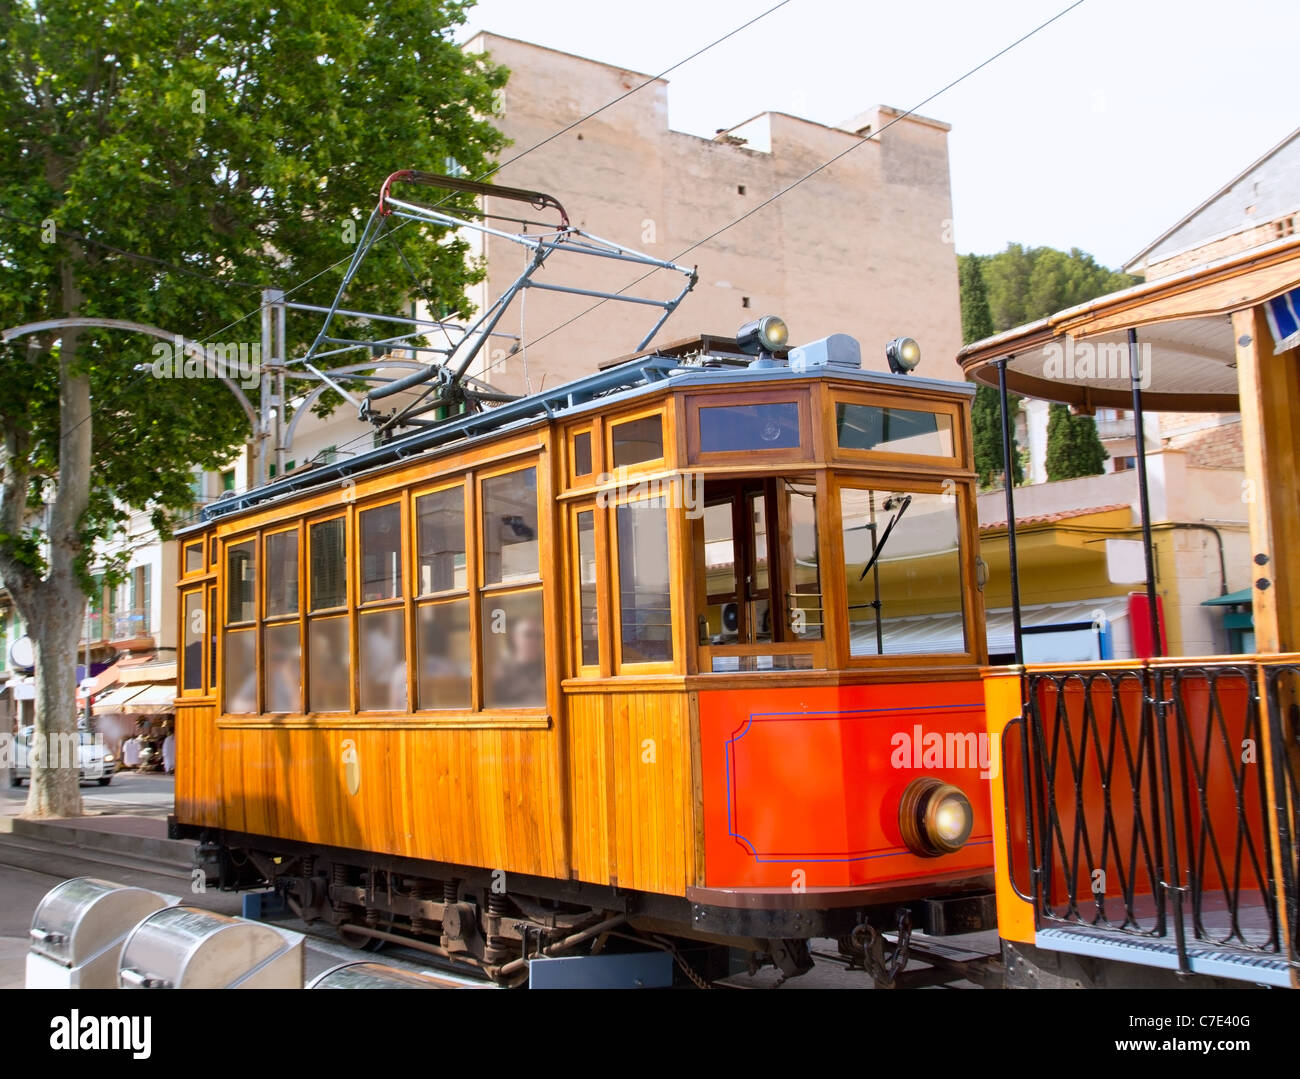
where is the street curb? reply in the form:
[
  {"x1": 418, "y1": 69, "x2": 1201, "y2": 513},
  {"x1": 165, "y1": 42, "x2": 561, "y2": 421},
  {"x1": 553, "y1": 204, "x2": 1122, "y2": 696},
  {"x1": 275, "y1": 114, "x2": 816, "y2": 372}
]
[{"x1": 0, "y1": 816, "x2": 195, "y2": 883}]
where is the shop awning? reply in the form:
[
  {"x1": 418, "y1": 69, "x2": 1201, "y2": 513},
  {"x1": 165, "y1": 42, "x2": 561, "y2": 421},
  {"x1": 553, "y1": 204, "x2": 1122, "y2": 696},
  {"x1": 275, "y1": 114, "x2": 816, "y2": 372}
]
[
  {"x1": 91, "y1": 681, "x2": 175, "y2": 716},
  {"x1": 1201, "y1": 588, "x2": 1253, "y2": 606}
]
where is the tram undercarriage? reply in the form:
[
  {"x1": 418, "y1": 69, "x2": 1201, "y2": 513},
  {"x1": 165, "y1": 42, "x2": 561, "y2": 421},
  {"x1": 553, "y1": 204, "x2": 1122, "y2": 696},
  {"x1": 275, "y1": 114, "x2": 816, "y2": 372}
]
[{"x1": 188, "y1": 828, "x2": 997, "y2": 987}]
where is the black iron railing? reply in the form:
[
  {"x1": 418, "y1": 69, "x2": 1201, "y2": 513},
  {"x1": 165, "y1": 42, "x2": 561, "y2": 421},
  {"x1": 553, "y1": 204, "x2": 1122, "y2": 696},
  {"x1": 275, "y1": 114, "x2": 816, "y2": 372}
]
[{"x1": 1014, "y1": 660, "x2": 1299, "y2": 971}]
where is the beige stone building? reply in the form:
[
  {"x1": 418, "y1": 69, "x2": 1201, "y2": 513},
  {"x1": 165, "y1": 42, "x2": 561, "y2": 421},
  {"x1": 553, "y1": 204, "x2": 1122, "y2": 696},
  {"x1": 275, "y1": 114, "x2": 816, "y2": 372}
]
[{"x1": 458, "y1": 32, "x2": 963, "y2": 393}]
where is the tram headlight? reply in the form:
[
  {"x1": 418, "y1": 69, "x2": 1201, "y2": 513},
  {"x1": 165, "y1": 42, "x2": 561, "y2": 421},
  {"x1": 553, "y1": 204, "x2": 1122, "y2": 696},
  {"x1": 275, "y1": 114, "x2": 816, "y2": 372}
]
[
  {"x1": 885, "y1": 336, "x2": 921, "y2": 374},
  {"x1": 736, "y1": 315, "x2": 789, "y2": 356},
  {"x1": 899, "y1": 777, "x2": 974, "y2": 857}
]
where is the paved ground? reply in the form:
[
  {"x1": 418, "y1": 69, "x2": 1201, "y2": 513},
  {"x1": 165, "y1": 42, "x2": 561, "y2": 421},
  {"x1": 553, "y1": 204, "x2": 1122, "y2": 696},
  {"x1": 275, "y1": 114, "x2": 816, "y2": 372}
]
[{"x1": 3, "y1": 769, "x2": 176, "y2": 819}]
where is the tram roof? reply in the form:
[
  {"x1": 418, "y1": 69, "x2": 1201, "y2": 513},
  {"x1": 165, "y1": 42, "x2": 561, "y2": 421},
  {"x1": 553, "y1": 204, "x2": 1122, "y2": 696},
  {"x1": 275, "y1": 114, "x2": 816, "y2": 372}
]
[
  {"x1": 190, "y1": 335, "x2": 973, "y2": 529},
  {"x1": 958, "y1": 234, "x2": 1300, "y2": 412}
]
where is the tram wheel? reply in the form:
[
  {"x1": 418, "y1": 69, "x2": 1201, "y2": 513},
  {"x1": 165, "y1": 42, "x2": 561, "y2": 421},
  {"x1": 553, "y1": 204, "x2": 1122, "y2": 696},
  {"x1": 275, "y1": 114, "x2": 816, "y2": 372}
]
[{"x1": 338, "y1": 922, "x2": 387, "y2": 953}]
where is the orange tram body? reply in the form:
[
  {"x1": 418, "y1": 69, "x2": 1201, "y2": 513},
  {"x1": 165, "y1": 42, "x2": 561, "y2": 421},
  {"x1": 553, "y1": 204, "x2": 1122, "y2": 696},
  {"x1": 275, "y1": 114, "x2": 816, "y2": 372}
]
[{"x1": 170, "y1": 327, "x2": 997, "y2": 985}]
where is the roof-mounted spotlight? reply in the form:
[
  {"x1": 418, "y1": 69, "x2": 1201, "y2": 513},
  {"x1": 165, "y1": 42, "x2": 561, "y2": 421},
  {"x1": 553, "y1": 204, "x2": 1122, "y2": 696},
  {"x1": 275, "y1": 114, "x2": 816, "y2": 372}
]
[
  {"x1": 736, "y1": 315, "x2": 789, "y2": 361},
  {"x1": 885, "y1": 336, "x2": 921, "y2": 374}
]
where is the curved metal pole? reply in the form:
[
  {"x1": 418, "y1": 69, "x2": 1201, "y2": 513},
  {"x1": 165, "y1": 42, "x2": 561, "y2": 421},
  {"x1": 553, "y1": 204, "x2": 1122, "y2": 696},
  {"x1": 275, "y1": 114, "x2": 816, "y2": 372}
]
[{"x1": 1, "y1": 316, "x2": 259, "y2": 433}]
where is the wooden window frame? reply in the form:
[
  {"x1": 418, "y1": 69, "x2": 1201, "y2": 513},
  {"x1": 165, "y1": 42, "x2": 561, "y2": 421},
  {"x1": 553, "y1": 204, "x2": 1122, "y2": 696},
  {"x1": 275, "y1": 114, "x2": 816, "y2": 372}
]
[
  {"x1": 606, "y1": 405, "x2": 669, "y2": 474},
  {"x1": 179, "y1": 586, "x2": 207, "y2": 698},
  {"x1": 685, "y1": 387, "x2": 814, "y2": 465},
  {"x1": 610, "y1": 491, "x2": 680, "y2": 676},
  {"x1": 262, "y1": 523, "x2": 303, "y2": 716},
  {"x1": 477, "y1": 461, "x2": 546, "y2": 711},
  {"x1": 826, "y1": 390, "x2": 966, "y2": 471},
  {"x1": 181, "y1": 540, "x2": 205, "y2": 579},
  {"x1": 411, "y1": 480, "x2": 473, "y2": 714},
  {"x1": 826, "y1": 472, "x2": 980, "y2": 670},
  {"x1": 305, "y1": 510, "x2": 353, "y2": 715}
]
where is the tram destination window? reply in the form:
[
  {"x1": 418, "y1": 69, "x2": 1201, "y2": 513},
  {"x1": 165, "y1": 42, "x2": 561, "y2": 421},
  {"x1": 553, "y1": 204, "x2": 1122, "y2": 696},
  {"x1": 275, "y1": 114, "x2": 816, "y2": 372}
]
[
  {"x1": 617, "y1": 502, "x2": 673, "y2": 664},
  {"x1": 183, "y1": 541, "x2": 204, "y2": 575},
  {"x1": 698, "y1": 401, "x2": 799, "y2": 453},
  {"x1": 611, "y1": 415, "x2": 663, "y2": 468},
  {"x1": 482, "y1": 468, "x2": 539, "y2": 584},
  {"x1": 835, "y1": 402, "x2": 954, "y2": 457},
  {"x1": 840, "y1": 488, "x2": 966, "y2": 656},
  {"x1": 360, "y1": 503, "x2": 403, "y2": 602},
  {"x1": 310, "y1": 518, "x2": 346, "y2": 611}
]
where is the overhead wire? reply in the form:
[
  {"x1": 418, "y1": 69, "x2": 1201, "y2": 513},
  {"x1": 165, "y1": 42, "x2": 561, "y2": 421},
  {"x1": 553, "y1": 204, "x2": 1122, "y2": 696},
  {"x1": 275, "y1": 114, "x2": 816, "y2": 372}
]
[{"x1": 517, "y1": 0, "x2": 1089, "y2": 353}]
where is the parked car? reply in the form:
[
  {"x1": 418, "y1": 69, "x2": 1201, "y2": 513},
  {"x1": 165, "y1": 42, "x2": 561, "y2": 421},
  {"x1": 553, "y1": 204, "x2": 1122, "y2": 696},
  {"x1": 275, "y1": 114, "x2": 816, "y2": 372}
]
[{"x1": 9, "y1": 727, "x2": 115, "y2": 787}]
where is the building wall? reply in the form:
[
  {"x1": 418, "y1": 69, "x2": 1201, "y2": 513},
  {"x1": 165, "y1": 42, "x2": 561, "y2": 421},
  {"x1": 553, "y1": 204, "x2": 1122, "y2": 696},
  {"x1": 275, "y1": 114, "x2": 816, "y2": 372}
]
[
  {"x1": 461, "y1": 33, "x2": 962, "y2": 392},
  {"x1": 1129, "y1": 130, "x2": 1300, "y2": 280}
]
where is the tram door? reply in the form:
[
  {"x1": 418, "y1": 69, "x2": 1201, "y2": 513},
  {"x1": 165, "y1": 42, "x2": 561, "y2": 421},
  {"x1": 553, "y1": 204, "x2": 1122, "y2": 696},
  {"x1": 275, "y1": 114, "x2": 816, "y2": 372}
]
[{"x1": 699, "y1": 480, "x2": 782, "y2": 646}]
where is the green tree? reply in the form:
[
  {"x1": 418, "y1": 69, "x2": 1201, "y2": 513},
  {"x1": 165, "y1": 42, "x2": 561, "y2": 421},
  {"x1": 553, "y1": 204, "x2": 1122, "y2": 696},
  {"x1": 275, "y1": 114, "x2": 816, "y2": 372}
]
[
  {"x1": 1045, "y1": 403, "x2": 1109, "y2": 480},
  {"x1": 959, "y1": 254, "x2": 1022, "y2": 488},
  {"x1": 982, "y1": 243, "x2": 1138, "y2": 333},
  {"x1": 0, "y1": 0, "x2": 506, "y2": 816}
]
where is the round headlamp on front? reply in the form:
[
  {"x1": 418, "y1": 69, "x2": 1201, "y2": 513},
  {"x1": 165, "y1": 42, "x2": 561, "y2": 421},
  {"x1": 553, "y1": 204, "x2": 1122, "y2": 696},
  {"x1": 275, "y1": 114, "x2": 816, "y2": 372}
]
[
  {"x1": 735, "y1": 315, "x2": 789, "y2": 356},
  {"x1": 885, "y1": 336, "x2": 921, "y2": 374},
  {"x1": 899, "y1": 776, "x2": 974, "y2": 857}
]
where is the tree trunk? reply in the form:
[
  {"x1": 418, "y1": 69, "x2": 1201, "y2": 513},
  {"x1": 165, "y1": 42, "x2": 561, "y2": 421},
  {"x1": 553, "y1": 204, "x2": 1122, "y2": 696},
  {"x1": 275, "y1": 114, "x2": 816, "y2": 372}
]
[{"x1": 11, "y1": 256, "x2": 93, "y2": 818}]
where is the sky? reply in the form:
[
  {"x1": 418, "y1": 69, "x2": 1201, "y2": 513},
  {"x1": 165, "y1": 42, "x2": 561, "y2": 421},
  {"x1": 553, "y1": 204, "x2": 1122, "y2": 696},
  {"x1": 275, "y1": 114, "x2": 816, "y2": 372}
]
[{"x1": 458, "y1": 0, "x2": 1300, "y2": 269}]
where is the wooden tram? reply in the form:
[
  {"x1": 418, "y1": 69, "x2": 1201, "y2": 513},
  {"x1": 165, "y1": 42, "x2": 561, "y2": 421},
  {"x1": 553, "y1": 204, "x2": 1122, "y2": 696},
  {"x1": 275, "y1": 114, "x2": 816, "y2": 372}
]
[{"x1": 171, "y1": 319, "x2": 999, "y2": 986}]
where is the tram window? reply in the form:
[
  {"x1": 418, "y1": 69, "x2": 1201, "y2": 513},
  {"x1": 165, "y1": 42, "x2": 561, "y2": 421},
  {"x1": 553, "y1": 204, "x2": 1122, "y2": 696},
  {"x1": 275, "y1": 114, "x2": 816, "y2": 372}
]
[
  {"x1": 224, "y1": 630, "x2": 257, "y2": 713},
  {"x1": 308, "y1": 617, "x2": 351, "y2": 711},
  {"x1": 698, "y1": 480, "x2": 822, "y2": 648},
  {"x1": 183, "y1": 541, "x2": 204, "y2": 575},
  {"x1": 359, "y1": 608, "x2": 407, "y2": 711},
  {"x1": 576, "y1": 510, "x2": 598, "y2": 667},
  {"x1": 182, "y1": 590, "x2": 204, "y2": 692},
  {"x1": 840, "y1": 488, "x2": 966, "y2": 656},
  {"x1": 360, "y1": 503, "x2": 403, "y2": 603},
  {"x1": 572, "y1": 431, "x2": 593, "y2": 477},
  {"x1": 416, "y1": 601, "x2": 471, "y2": 709},
  {"x1": 207, "y1": 585, "x2": 218, "y2": 694},
  {"x1": 482, "y1": 468, "x2": 539, "y2": 585},
  {"x1": 226, "y1": 540, "x2": 256, "y2": 624},
  {"x1": 310, "y1": 518, "x2": 347, "y2": 611},
  {"x1": 785, "y1": 483, "x2": 823, "y2": 641},
  {"x1": 616, "y1": 502, "x2": 673, "y2": 664},
  {"x1": 611, "y1": 415, "x2": 663, "y2": 468},
  {"x1": 698, "y1": 402, "x2": 799, "y2": 453},
  {"x1": 481, "y1": 590, "x2": 546, "y2": 708},
  {"x1": 416, "y1": 487, "x2": 467, "y2": 595},
  {"x1": 700, "y1": 502, "x2": 737, "y2": 643},
  {"x1": 835, "y1": 402, "x2": 954, "y2": 457},
  {"x1": 265, "y1": 530, "x2": 299, "y2": 617},
  {"x1": 264, "y1": 622, "x2": 302, "y2": 713}
]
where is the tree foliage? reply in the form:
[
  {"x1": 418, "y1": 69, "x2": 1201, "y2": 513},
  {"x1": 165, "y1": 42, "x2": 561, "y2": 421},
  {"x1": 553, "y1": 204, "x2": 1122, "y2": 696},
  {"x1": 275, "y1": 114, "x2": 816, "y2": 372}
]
[
  {"x1": 0, "y1": 0, "x2": 507, "y2": 815},
  {"x1": 1045, "y1": 402, "x2": 1108, "y2": 480},
  {"x1": 959, "y1": 254, "x2": 1022, "y2": 488},
  {"x1": 981, "y1": 243, "x2": 1139, "y2": 333}
]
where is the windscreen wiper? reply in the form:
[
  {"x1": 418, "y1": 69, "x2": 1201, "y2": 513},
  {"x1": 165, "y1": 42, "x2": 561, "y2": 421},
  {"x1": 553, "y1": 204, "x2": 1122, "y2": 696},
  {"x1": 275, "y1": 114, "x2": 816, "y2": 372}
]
[{"x1": 858, "y1": 495, "x2": 912, "y2": 581}]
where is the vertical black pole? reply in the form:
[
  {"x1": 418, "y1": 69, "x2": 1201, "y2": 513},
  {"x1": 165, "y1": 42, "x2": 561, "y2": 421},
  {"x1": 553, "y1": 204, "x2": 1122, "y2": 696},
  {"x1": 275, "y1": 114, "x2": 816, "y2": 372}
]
[
  {"x1": 1128, "y1": 327, "x2": 1162, "y2": 657},
  {"x1": 1129, "y1": 325, "x2": 1188, "y2": 970},
  {"x1": 996, "y1": 357, "x2": 1024, "y2": 665}
]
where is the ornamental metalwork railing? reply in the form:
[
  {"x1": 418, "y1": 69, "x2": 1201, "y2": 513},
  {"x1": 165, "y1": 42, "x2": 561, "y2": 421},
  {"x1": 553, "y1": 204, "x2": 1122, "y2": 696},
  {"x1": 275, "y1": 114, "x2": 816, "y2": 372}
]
[{"x1": 1004, "y1": 659, "x2": 1299, "y2": 971}]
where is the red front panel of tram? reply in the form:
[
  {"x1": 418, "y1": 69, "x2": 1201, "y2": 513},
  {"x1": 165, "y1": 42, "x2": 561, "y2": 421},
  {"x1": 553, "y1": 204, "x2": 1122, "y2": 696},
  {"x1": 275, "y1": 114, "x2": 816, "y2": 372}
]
[{"x1": 698, "y1": 680, "x2": 995, "y2": 888}]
